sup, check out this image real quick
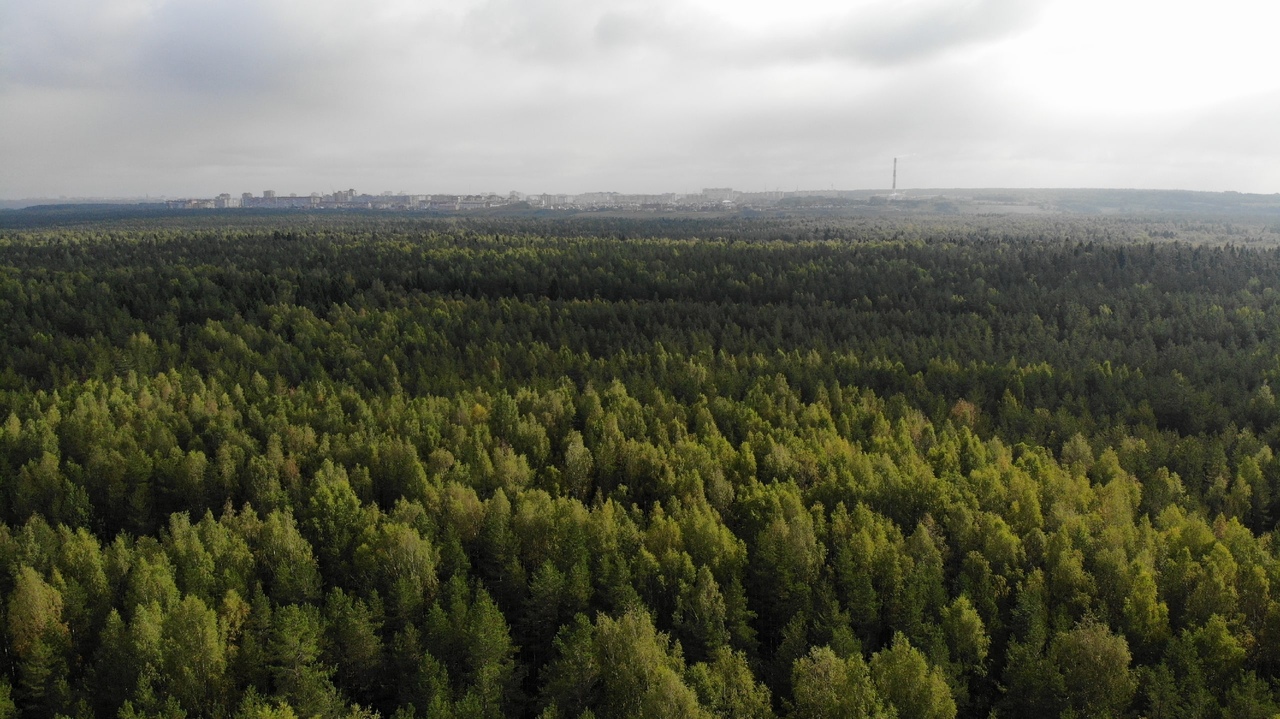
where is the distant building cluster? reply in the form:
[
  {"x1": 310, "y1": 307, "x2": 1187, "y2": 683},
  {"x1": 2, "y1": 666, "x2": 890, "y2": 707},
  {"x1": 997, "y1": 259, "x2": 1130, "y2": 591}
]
[
  {"x1": 163, "y1": 187, "x2": 821, "y2": 212},
  {"x1": 159, "y1": 187, "x2": 938, "y2": 212},
  {"x1": 165, "y1": 190, "x2": 506, "y2": 211}
]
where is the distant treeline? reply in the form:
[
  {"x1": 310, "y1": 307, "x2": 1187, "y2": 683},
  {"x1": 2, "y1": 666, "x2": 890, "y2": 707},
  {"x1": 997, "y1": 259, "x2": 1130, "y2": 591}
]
[{"x1": 7, "y1": 186, "x2": 1280, "y2": 228}]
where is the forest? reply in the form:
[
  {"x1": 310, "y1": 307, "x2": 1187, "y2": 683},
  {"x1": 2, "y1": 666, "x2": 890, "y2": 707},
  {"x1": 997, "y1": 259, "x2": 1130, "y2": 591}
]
[{"x1": 3, "y1": 209, "x2": 1280, "y2": 718}]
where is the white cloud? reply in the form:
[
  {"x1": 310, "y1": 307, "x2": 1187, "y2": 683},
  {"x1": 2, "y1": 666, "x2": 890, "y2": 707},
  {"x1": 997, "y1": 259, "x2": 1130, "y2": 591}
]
[{"x1": 1, "y1": 0, "x2": 1279, "y2": 197}]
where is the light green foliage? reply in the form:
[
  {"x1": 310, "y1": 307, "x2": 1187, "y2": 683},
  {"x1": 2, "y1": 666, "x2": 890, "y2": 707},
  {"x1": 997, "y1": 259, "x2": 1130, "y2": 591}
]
[
  {"x1": 790, "y1": 646, "x2": 889, "y2": 719},
  {"x1": 687, "y1": 647, "x2": 774, "y2": 719},
  {"x1": 1123, "y1": 564, "x2": 1170, "y2": 653},
  {"x1": 1049, "y1": 620, "x2": 1136, "y2": 719},
  {"x1": 541, "y1": 609, "x2": 712, "y2": 719},
  {"x1": 7, "y1": 565, "x2": 71, "y2": 716},
  {"x1": 257, "y1": 511, "x2": 322, "y2": 605},
  {"x1": 562, "y1": 431, "x2": 595, "y2": 501},
  {"x1": 870, "y1": 633, "x2": 956, "y2": 719},
  {"x1": 160, "y1": 594, "x2": 227, "y2": 713},
  {"x1": 305, "y1": 461, "x2": 373, "y2": 583},
  {"x1": 235, "y1": 692, "x2": 300, "y2": 719},
  {"x1": 0, "y1": 679, "x2": 15, "y2": 719},
  {"x1": 940, "y1": 596, "x2": 988, "y2": 672}
]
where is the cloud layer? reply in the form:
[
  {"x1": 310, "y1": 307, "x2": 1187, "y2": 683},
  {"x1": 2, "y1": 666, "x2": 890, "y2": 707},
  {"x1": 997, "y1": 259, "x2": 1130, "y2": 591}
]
[{"x1": 2, "y1": 0, "x2": 1278, "y2": 197}]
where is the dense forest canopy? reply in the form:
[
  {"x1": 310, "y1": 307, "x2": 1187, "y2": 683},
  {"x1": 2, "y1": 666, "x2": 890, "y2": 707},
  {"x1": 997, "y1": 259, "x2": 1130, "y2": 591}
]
[{"x1": 3, "y1": 211, "x2": 1280, "y2": 718}]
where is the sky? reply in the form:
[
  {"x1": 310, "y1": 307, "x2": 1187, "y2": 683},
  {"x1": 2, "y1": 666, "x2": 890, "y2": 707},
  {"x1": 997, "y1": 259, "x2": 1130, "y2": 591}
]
[{"x1": 2, "y1": 0, "x2": 1279, "y2": 198}]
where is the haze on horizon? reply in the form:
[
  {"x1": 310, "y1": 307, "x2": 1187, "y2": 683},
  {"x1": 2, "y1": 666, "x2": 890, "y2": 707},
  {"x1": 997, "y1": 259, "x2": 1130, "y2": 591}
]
[{"x1": 2, "y1": 0, "x2": 1278, "y2": 199}]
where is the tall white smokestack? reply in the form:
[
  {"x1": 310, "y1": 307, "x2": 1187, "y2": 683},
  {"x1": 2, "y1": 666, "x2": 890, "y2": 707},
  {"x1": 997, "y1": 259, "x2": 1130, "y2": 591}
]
[{"x1": 893, "y1": 157, "x2": 897, "y2": 191}]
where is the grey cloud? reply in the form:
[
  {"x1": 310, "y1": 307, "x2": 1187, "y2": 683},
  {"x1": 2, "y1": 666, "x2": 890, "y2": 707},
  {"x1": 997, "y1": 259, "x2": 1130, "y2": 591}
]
[
  {"x1": 1, "y1": 0, "x2": 397, "y2": 97},
  {"x1": 670, "y1": 68, "x2": 1029, "y2": 188},
  {"x1": 136, "y1": 0, "x2": 294, "y2": 94},
  {"x1": 456, "y1": 0, "x2": 1044, "y2": 73},
  {"x1": 593, "y1": 8, "x2": 687, "y2": 53},
  {"x1": 1179, "y1": 90, "x2": 1280, "y2": 157},
  {"x1": 462, "y1": 0, "x2": 740, "y2": 67},
  {"x1": 795, "y1": 0, "x2": 1045, "y2": 65},
  {"x1": 0, "y1": 0, "x2": 141, "y2": 88},
  {"x1": 462, "y1": 0, "x2": 608, "y2": 62}
]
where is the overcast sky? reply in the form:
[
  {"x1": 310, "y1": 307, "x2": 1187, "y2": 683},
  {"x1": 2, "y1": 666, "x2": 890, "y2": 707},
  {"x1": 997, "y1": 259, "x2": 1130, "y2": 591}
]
[{"x1": 2, "y1": 0, "x2": 1278, "y2": 198}]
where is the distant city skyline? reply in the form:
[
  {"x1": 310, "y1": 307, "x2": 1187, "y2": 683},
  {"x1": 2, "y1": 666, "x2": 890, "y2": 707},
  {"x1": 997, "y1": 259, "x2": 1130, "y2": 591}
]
[
  {"x1": 10, "y1": 183, "x2": 1280, "y2": 214},
  {"x1": 3, "y1": 0, "x2": 1279, "y2": 198}
]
